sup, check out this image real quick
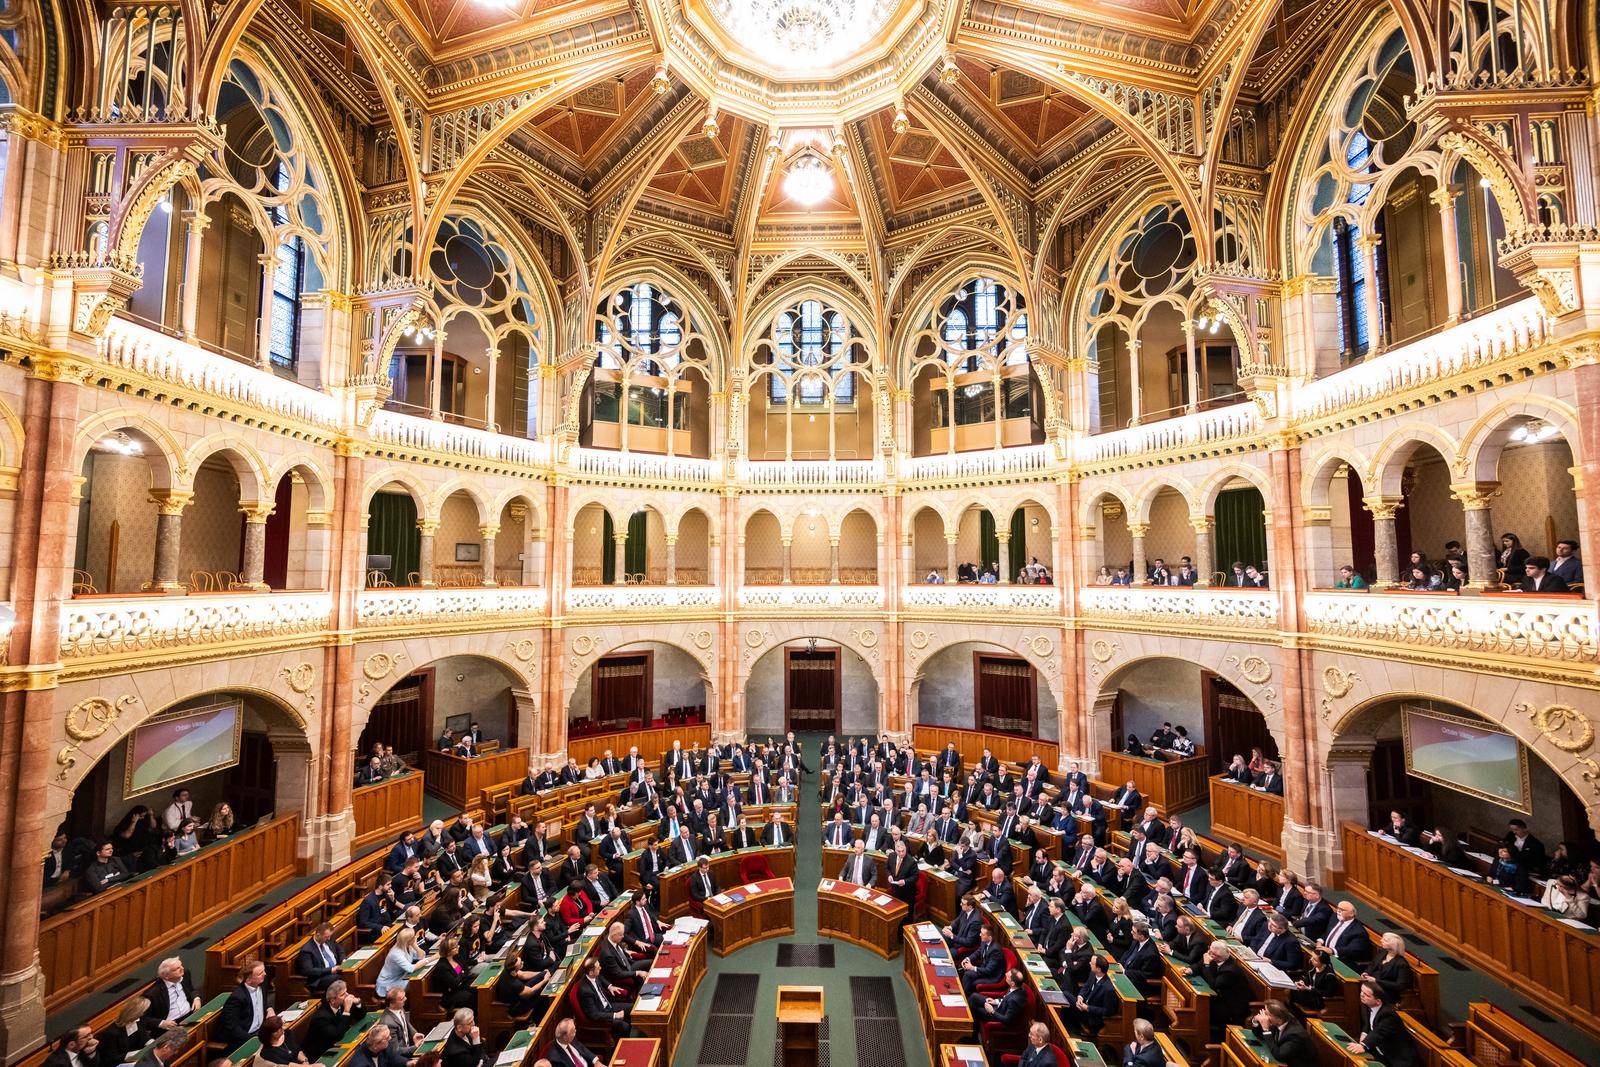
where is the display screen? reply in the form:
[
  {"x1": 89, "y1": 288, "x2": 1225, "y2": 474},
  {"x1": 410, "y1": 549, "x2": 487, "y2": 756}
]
[
  {"x1": 1403, "y1": 705, "x2": 1529, "y2": 812},
  {"x1": 125, "y1": 701, "x2": 242, "y2": 798}
]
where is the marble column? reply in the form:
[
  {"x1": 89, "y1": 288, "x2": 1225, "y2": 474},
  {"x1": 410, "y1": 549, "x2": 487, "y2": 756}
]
[
  {"x1": 1452, "y1": 483, "x2": 1500, "y2": 589},
  {"x1": 150, "y1": 491, "x2": 191, "y2": 592},
  {"x1": 1190, "y1": 516, "x2": 1215, "y2": 585},
  {"x1": 945, "y1": 534, "x2": 958, "y2": 583},
  {"x1": 781, "y1": 537, "x2": 793, "y2": 584},
  {"x1": 1127, "y1": 521, "x2": 1149, "y2": 585},
  {"x1": 180, "y1": 213, "x2": 209, "y2": 342},
  {"x1": 239, "y1": 504, "x2": 272, "y2": 589},
  {"x1": 829, "y1": 539, "x2": 841, "y2": 585},
  {"x1": 665, "y1": 535, "x2": 678, "y2": 585},
  {"x1": 256, "y1": 253, "x2": 277, "y2": 369},
  {"x1": 1357, "y1": 233, "x2": 1386, "y2": 351},
  {"x1": 1362, "y1": 497, "x2": 1403, "y2": 585},
  {"x1": 995, "y1": 532, "x2": 1012, "y2": 584},
  {"x1": 480, "y1": 525, "x2": 498, "y2": 586},
  {"x1": 1432, "y1": 187, "x2": 1464, "y2": 325},
  {"x1": 612, "y1": 532, "x2": 628, "y2": 586},
  {"x1": 417, "y1": 520, "x2": 437, "y2": 586}
]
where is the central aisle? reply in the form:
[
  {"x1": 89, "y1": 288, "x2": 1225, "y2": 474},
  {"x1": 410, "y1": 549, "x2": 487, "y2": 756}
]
[{"x1": 674, "y1": 734, "x2": 934, "y2": 1067}]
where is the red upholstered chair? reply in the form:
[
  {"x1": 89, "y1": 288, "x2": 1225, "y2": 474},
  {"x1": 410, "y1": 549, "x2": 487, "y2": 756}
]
[
  {"x1": 687, "y1": 896, "x2": 705, "y2": 919},
  {"x1": 979, "y1": 985, "x2": 1036, "y2": 1057},
  {"x1": 974, "y1": 948, "x2": 1021, "y2": 997},
  {"x1": 740, "y1": 853, "x2": 773, "y2": 882},
  {"x1": 999, "y1": 1043, "x2": 1067, "y2": 1066},
  {"x1": 913, "y1": 871, "x2": 928, "y2": 919},
  {"x1": 567, "y1": 982, "x2": 615, "y2": 1055}
]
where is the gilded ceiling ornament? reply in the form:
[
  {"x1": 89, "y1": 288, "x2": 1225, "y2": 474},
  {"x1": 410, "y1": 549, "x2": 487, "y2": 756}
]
[
  {"x1": 58, "y1": 694, "x2": 139, "y2": 781},
  {"x1": 1516, "y1": 702, "x2": 1595, "y2": 754}
]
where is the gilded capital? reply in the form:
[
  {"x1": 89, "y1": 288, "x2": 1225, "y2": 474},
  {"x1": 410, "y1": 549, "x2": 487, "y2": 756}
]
[{"x1": 1126, "y1": 521, "x2": 1150, "y2": 538}]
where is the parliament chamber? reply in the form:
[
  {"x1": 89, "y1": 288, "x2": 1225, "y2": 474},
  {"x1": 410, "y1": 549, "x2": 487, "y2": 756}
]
[{"x1": 2, "y1": 0, "x2": 1600, "y2": 1064}]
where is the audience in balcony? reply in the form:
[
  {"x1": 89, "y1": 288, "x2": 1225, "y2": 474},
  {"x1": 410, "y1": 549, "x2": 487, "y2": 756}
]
[
  {"x1": 1498, "y1": 533, "x2": 1530, "y2": 575},
  {"x1": 1225, "y1": 563, "x2": 1269, "y2": 588},
  {"x1": 925, "y1": 570, "x2": 945, "y2": 584},
  {"x1": 1334, "y1": 566, "x2": 1367, "y2": 589},
  {"x1": 1406, "y1": 566, "x2": 1443, "y2": 591},
  {"x1": 1520, "y1": 556, "x2": 1570, "y2": 593},
  {"x1": 1550, "y1": 540, "x2": 1583, "y2": 585}
]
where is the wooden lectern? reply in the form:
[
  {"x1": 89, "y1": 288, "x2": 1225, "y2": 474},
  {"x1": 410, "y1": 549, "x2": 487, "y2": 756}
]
[{"x1": 776, "y1": 985, "x2": 825, "y2": 1067}]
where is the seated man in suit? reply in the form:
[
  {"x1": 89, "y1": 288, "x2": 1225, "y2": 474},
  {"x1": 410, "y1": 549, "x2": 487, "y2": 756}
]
[
  {"x1": 942, "y1": 894, "x2": 985, "y2": 955},
  {"x1": 296, "y1": 922, "x2": 346, "y2": 993},
  {"x1": 1254, "y1": 914, "x2": 1306, "y2": 975},
  {"x1": 1198, "y1": 940, "x2": 1250, "y2": 1039},
  {"x1": 1071, "y1": 954, "x2": 1118, "y2": 1035},
  {"x1": 215, "y1": 959, "x2": 273, "y2": 1051},
  {"x1": 1520, "y1": 556, "x2": 1570, "y2": 593},
  {"x1": 598, "y1": 922, "x2": 647, "y2": 995},
  {"x1": 575, "y1": 958, "x2": 630, "y2": 1037},
  {"x1": 958, "y1": 924, "x2": 1006, "y2": 996},
  {"x1": 43, "y1": 1025, "x2": 100, "y2": 1067},
  {"x1": 1316, "y1": 900, "x2": 1375, "y2": 969},
  {"x1": 350, "y1": 1024, "x2": 407, "y2": 1067},
  {"x1": 1120, "y1": 1019, "x2": 1164, "y2": 1067},
  {"x1": 1118, "y1": 923, "x2": 1162, "y2": 997},
  {"x1": 544, "y1": 1018, "x2": 602, "y2": 1067},
  {"x1": 686, "y1": 856, "x2": 718, "y2": 913},
  {"x1": 1345, "y1": 980, "x2": 1420, "y2": 1067},
  {"x1": 969, "y1": 967, "x2": 1028, "y2": 1034},
  {"x1": 760, "y1": 814, "x2": 791, "y2": 847},
  {"x1": 1254, "y1": 761, "x2": 1285, "y2": 795},
  {"x1": 301, "y1": 981, "x2": 360, "y2": 1062},
  {"x1": 1252, "y1": 1001, "x2": 1314, "y2": 1062},
  {"x1": 1292, "y1": 882, "x2": 1334, "y2": 940},
  {"x1": 356, "y1": 880, "x2": 398, "y2": 942},
  {"x1": 1016, "y1": 1022, "x2": 1058, "y2": 1067},
  {"x1": 143, "y1": 958, "x2": 201, "y2": 1033},
  {"x1": 440, "y1": 1009, "x2": 488, "y2": 1067},
  {"x1": 981, "y1": 867, "x2": 1016, "y2": 914},
  {"x1": 942, "y1": 839, "x2": 978, "y2": 899}
]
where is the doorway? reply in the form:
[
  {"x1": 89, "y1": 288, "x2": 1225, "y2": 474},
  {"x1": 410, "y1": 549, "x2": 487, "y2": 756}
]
[
  {"x1": 359, "y1": 667, "x2": 435, "y2": 763},
  {"x1": 785, "y1": 646, "x2": 840, "y2": 732}
]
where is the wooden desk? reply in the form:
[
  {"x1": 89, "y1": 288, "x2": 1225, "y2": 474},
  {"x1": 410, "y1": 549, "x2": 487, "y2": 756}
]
[
  {"x1": 902, "y1": 923, "x2": 974, "y2": 1061},
  {"x1": 912, "y1": 724, "x2": 1059, "y2": 773},
  {"x1": 1466, "y1": 1001, "x2": 1588, "y2": 1067},
  {"x1": 1222, "y1": 1025, "x2": 1284, "y2": 1066},
  {"x1": 817, "y1": 879, "x2": 909, "y2": 957},
  {"x1": 703, "y1": 877, "x2": 795, "y2": 955},
  {"x1": 423, "y1": 747, "x2": 529, "y2": 810},
  {"x1": 569, "y1": 722, "x2": 711, "y2": 767},
  {"x1": 920, "y1": 863, "x2": 959, "y2": 924},
  {"x1": 41, "y1": 814, "x2": 301, "y2": 1009},
  {"x1": 1098, "y1": 749, "x2": 1211, "y2": 814},
  {"x1": 777, "y1": 986, "x2": 825, "y2": 1067},
  {"x1": 939, "y1": 1045, "x2": 989, "y2": 1067},
  {"x1": 1209, "y1": 776, "x2": 1286, "y2": 862},
  {"x1": 643, "y1": 846, "x2": 796, "y2": 917},
  {"x1": 1309, "y1": 1019, "x2": 1380, "y2": 1066},
  {"x1": 631, "y1": 922, "x2": 708, "y2": 1063},
  {"x1": 353, "y1": 772, "x2": 425, "y2": 851},
  {"x1": 1340, "y1": 822, "x2": 1600, "y2": 1040},
  {"x1": 608, "y1": 1037, "x2": 661, "y2": 1067}
]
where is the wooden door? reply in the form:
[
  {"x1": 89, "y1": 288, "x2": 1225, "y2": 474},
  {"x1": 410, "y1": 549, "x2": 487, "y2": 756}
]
[
  {"x1": 1203, "y1": 675, "x2": 1279, "y2": 772},
  {"x1": 785, "y1": 647, "x2": 839, "y2": 732},
  {"x1": 360, "y1": 668, "x2": 434, "y2": 763},
  {"x1": 1368, "y1": 738, "x2": 1428, "y2": 828},
  {"x1": 233, "y1": 732, "x2": 277, "y2": 825}
]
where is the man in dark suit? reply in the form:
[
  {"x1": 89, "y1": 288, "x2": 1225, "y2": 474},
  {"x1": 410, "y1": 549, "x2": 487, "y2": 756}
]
[
  {"x1": 982, "y1": 867, "x2": 1016, "y2": 913},
  {"x1": 1118, "y1": 924, "x2": 1161, "y2": 996},
  {"x1": 215, "y1": 959, "x2": 273, "y2": 1051},
  {"x1": 1232, "y1": 889, "x2": 1267, "y2": 947},
  {"x1": 1520, "y1": 556, "x2": 1570, "y2": 593},
  {"x1": 43, "y1": 1025, "x2": 100, "y2": 1067},
  {"x1": 544, "y1": 1019, "x2": 601, "y2": 1067},
  {"x1": 301, "y1": 982, "x2": 359, "y2": 1062},
  {"x1": 958, "y1": 925, "x2": 1005, "y2": 995},
  {"x1": 598, "y1": 922, "x2": 647, "y2": 994},
  {"x1": 132, "y1": 1029, "x2": 186, "y2": 1067},
  {"x1": 520, "y1": 859, "x2": 555, "y2": 910},
  {"x1": 356, "y1": 881, "x2": 398, "y2": 942},
  {"x1": 1254, "y1": 914, "x2": 1305, "y2": 974},
  {"x1": 1072, "y1": 954, "x2": 1118, "y2": 1034},
  {"x1": 1109, "y1": 782, "x2": 1141, "y2": 828},
  {"x1": 350, "y1": 1024, "x2": 408, "y2": 1067},
  {"x1": 1198, "y1": 941, "x2": 1250, "y2": 1039},
  {"x1": 1120, "y1": 1020, "x2": 1164, "y2": 1066},
  {"x1": 687, "y1": 856, "x2": 718, "y2": 910},
  {"x1": 440, "y1": 1009, "x2": 489, "y2": 1067},
  {"x1": 823, "y1": 813, "x2": 853, "y2": 848},
  {"x1": 575, "y1": 959, "x2": 629, "y2": 1037},
  {"x1": 1317, "y1": 901, "x2": 1375, "y2": 968},
  {"x1": 1293, "y1": 883, "x2": 1334, "y2": 940},
  {"x1": 943, "y1": 840, "x2": 978, "y2": 898},
  {"x1": 942, "y1": 895, "x2": 984, "y2": 954},
  {"x1": 760, "y1": 815, "x2": 790, "y2": 847},
  {"x1": 1198, "y1": 869, "x2": 1238, "y2": 924},
  {"x1": 1254, "y1": 762, "x2": 1284, "y2": 795},
  {"x1": 1346, "y1": 980, "x2": 1420, "y2": 1067},
  {"x1": 296, "y1": 922, "x2": 345, "y2": 993},
  {"x1": 1070, "y1": 886, "x2": 1109, "y2": 940},
  {"x1": 143, "y1": 958, "x2": 200, "y2": 1032},
  {"x1": 842, "y1": 840, "x2": 878, "y2": 886},
  {"x1": 969, "y1": 968, "x2": 1028, "y2": 1033},
  {"x1": 1252, "y1": 1001, "x2": 1314, "y2": 1063},
  {"x1": 1017, "y1": 1022, "x2": 1058, "y2": 1067}
]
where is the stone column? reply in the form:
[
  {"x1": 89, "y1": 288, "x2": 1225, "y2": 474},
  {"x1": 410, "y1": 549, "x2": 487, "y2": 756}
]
[
  {"x1": 1356, "y1": 233, "x2": 1386, "y2": 351},
  {"x1": 239, "y1": 503, "x2": 272, "y2": 590},
  {"x1": 1127, "y1": 521, "x2": 1149, "y2": 585},
  {"x1": 829, "y1": 538, "x2": 841, "y2": 585},
  {"x1": 1451, "y1": 482, "x2": 1501, "y2": 589},
  {"x1": 256, "y1": 252, "x2": 277, "y2": 369},
  {"x1": 1432, "y1": 187, "x2": 1464, "y2": 324},
  {"x1": 665, "y1": 535, "x2": 678, "y2": 585},
  {"x1": 1362, "y1": 497, "x2": 1404, "y2": 585},
  {"x1": 995, "y1": 531, "x2": 1012, "y2": 584},
  {"x1": 1077, "y1": 523, "x2": 1100, "y2": 581},
  {"x1": 945, "y1": 534, "x2": 958, "y2": 584},
  {"x1": 612, "y1": 531, "x2": 628, "y2": 586},
  {"x1": 149, "y1": 491, "x2": 192, "y2": 592},
  {"x1": 1128, "y1": 338, "x2": 1143, "y2": 424},
  {"x1": 1183, "y1": 320, "x2": 1200, "y2": 412},
  {"x1": 781, "y1": 537, "x2": 793, "y2": 584},
  {"x1": 417, "y1": 520, "x2": 437, "y2": 586},
  {"x1": 1190, "y1": 516, "x2": 1214, "y2": 585},
  {"x1": 480, "y1": 524, "x2": 498, "y2": 586},
  {"x1": 180, "y1": 213, "x2": 209, "y2": 342}
]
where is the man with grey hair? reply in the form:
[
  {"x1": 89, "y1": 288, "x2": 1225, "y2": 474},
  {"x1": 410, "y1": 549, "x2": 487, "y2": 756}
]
[
  {"x1": 350, "y1": 1024, "x2": 406, "y2": 1067},
  {"x1": 545, "y1": 1020, "x2": 600, "y2": 1067},
  {"x1": 133, "y1": 1028, "x2": 187, "y2": 1067},
  {"x1": 441, "y1": 1008, "x2": 486, "y2": 1067},
  {"x1": 302, "y1": 980, "x2": 359, "y2": 1061},
  {"x1": 143, "y1": 958, "x2": 200, "y2": 1032}
]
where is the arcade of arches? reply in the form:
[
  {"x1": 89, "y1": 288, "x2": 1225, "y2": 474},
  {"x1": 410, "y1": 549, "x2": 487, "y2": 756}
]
[{"x1": 3, "y1": 0, "x2": 1600, "y2": 1063}]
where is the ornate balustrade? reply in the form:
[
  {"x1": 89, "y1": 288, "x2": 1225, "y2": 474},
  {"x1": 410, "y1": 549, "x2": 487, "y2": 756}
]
[
  {"x1": 357, "y1": 586, "x2": 548, "y2": 628},
  {"x1": 60, "y1": 592, "x2": 333, "y2": 659},
  {"x1": 1292, "y1": 298, "x2": 1549, "y2": 421},
  {"x1": 101, "y1": 317, "x2": 341, "y2": 429},
  {"x1": 564, "y1": 585, "x2": 720, "y2": 613},
  {"x1": 738, "y1": 585, "x2": 885, "y2": 610},
  {"x1": 738, "y1": 458, "x2": 882, "y2": 487},
  {"x1": 899, "y1": 444, "x2": 1053, "y2": 483},
  {"x1": 1078, "y1": 586, "x2": 1280, "y2": 631},
  {"x1": 368, "y1": 410, "x2": 549, "y2": 467},
  {"x1": 901, "y1": 584, "x2": 1062, "y2": 614},
  {"x1": 567, "y1": 447, "x2": 718, "y2": 485},
  {"x1": 1073, "y1": 405, "x2": 1262, "y2": 467},
  {"x1": 1303, "y1": 590, "x2": 1597, "y2": 665}
]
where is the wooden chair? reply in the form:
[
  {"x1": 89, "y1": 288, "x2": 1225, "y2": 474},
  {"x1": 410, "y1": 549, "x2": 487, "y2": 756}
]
[
  {"x1": 71, "y1": 569, "x2": 97, "y2": 595},
  {"x1": 366, "y1": 569, "x2": 395, "y2": 588},
  {"x1": 190, "y1": 570, "x2": 217, "y2": 591}
]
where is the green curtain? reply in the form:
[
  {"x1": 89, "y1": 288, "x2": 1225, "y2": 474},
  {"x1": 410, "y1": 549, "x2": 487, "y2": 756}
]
[
  {"x1": 626, "y1": 511, "x2": 647, "y2": 578},
  {"x1": 366, "y1": 492, "x2": 419, "y2": 584},
  {"x1": 601, "y1": 511, "x2": 615, "y2": 583},
  {"x1": 980, "y1": 511, "x2": 998, "y2": 573},
  {"x1": 1008, "y1": 510, "x2": 1027, "y2": 580},
  {"x1": 1214, "y1": 487, "x2": 1268, "y2": 575}
]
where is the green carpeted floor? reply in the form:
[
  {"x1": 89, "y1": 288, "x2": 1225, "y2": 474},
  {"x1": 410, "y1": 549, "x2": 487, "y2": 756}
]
[{"x1": 673, "y1": 733, "x2": 932, "y2": 1067}]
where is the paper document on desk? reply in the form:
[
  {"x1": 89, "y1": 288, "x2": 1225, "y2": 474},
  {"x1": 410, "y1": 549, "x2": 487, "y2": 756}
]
[
  {"x1": 676, "y1": 917, "x2": 709, "y2": 932},
  {"x1": 649, "y1": 967, "x2": 673, "y2": 979},
  {"x1": 819, "y1": 879, "x2": 836, "y2": 891},
  {"x1": 712, "y1": 894, "x2": 732, "y2": 904},
  {"x1": 875, "y1": 895, "x2": 895, "y2": 907},
  {"x1": 634, "y1": 996, "x2": 661, "y2": 1013},
  {"x1": 279, "y1": 1008, "x2": 305, "y2": 1024},
  {"x1": 495, "y1": 1047, "x2": 526, "y2": 1066},
  {"x1": 939, "y1": 994, "x2": 966, "y2": 1008},
  {"x1": 951, "y1": 1045, "x2": 986, "y2": 1065},
  {"x1": 853, "y1": 887, "x2": 872, "y2": 900},
  {"x1": 745, "y1": 884, "x2": 761, "y2": 894},
  {"x1": 424, "y1": 1022, "x2": 453, "y2": 1043},
  {"x1": 917, "y1": 924, "x2": 942, "y2": 941},
  {"x1": 1249, "y1": 961, "x2": 1298, "y2": 988},
  {"x1": 663, "y1": 931, "x2": 690, "y2": 946},
  {"x1": 1559, "y1": 917, "x2": 1594, "y2": 930}
]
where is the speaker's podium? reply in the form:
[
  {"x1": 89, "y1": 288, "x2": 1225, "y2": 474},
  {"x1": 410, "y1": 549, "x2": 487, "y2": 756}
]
[{"x1": 776, "y1": 986, "x2": 825, "y2": 1067}]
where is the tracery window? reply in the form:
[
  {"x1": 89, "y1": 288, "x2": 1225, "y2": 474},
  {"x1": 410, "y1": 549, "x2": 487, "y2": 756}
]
[
  {"x1": 768, "y1": 300, "x2": 854, "y2": 405},
  {"x1": 587, "y1": 282, "x2": 709, "y2": 455},
  {"x1": 910, "y1": 277, "x2": 1037, "y2": 453}
]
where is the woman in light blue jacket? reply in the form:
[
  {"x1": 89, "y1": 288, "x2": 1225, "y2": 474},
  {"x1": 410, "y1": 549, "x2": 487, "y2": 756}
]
[{"x1": 376, "y1": 926, "x2": 425, "y2": 997}]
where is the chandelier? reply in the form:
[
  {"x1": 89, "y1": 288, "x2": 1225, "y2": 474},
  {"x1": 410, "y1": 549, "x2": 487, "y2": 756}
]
[
  {"x1": 782, "y1": 152, "x2": 834, "y2": 205},
  {"x1": 711, "y1": 0, "x2": 897, "y2": 70}
]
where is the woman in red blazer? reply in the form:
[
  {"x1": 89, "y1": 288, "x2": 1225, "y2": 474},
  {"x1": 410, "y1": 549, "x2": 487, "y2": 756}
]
[{"x1": 557, "y1": 879, "x2": 594, "y2": 934}]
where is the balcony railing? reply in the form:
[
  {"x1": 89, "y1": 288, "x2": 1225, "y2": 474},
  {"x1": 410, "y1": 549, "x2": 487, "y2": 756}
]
[
  {"x1": 369, "y1": 410, "x2": 548, "y2": 468},
  {"x1": 1303, "y1": 589, "x2": 1596, "y2": 664},
  {"x1": 738, "y1": 585, "x2": 885, "y2": 610},
  {"x1": 1293, "y1": 298, "x2": 1548, "y2": 421},
  {"x1": 1074, "y1": 405, "x2": 1262, "y2": 467},
  {"x1": 1078, "y1": 585, "x2": 1280, "y2": 630},
  {"x1": 899, "y1": 444, "x2": 1053, "y2": 482},
  {"x1": 102, "y1": 317, "x2": 341, "y2": 429},
  {"x1": 902, "y1": 584, "x2": 1063, "y2": 614},
  {"x1": 565, "y1": 585, "x2": 720, "y2": 613},
  {"x1": 738, "y1": 458, "x2": 882, "y2": 487},
  {"x1": 357, "y1": 586, "x2": 548, "y2": 627},
  {"x1": 567, "y1": 448, "x2": 718, "y2": 485},
  {"x1": 60, "y1": 591, "x2": 333, "y2": 659}
]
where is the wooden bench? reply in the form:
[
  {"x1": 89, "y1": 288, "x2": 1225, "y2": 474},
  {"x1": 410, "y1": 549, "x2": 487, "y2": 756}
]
[{"x1": 1461, "y1": 1001, "x2": 1589, "y2": 1067}]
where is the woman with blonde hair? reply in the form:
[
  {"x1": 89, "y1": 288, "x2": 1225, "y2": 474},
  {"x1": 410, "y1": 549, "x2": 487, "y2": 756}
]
[
  {"x1": 376, "y1": 927, "x2": 424, "y2": 997},
  {"x1": 207, "y1": 802, "x2": 236, "y2": 840},
  {"x1": 97, "y1": 997, "x2": 151, "y2": 1065},
  {"x1": 467, "y1": 854, "x2": 494, "y2": 902}
]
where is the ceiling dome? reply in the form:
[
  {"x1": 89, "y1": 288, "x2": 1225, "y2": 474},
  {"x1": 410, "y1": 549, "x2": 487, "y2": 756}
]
[{"x1": 707, "y1": 0, "x2": 899, "y2": 71}]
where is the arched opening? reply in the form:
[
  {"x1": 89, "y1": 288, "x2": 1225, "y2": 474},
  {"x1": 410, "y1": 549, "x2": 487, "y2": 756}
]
[
  {"x1": 364, "y1": 484, "x2": 422, "y2": 587},
  {"x1": 432, "y1": 489, "x2": 488, "y2": 587},
  {"x1": 1475, "y1": 415, "x2": 1583, "y2": 591},
  {"x1": 745, "y1": 640, "x2": 877, "y2": 735},
  {"x1": 581, "y1": 281, "x2": 712, "y2": 457},
  {"x1": 71, "y1": 428, "x2": 169, "y2": 595},
  {"x1": 1390, "y1": 441, "x2": 1464, "y2": 588},
  {"x1": 837, "y1": 508, "x2": 878, "y2": 585},
  {"x1": 263, "y1": 466, "x2": 330, "y2": 590},
  {"x1": 1089, "y1": 494, "x2": 1132, "y2": 584},
  {"x1": 493, "y1": 496, "x2": 540, "y2": 586},
  {"x1": 746, "y1": 294, "x2": 873, "y2": 461},
  {"x1": 1328, "y1": 697, "x2": 1597, "y2": 864},
  {"x1": 1141, "y1": 487, "x2": 1195, "y2": 583},
  {"x1": 51, "y1": 691, "x2": 311, "y2": 907},
  {"x1": 1451, "y1": 159, "x2": 1519, "y2": 316},
  {"x1": 1211, "y1": 480, "x2": 1270, "y2": 585},
  {"x1": 743, "y1": 509, "x2": 783, "y2": 585},
  {"x1": 361, "y1": 655, "x2": 526, "y2": 758},
  {"x1": 910, "y1": 506, "x2": 950, "y2": 583},
  {"x1": 673, "y1": 508, "x2": 712, "y2": 585},
  {"x1": 914, "y1": 641, "x2": 1057, "y2": 740},
  {"x1": 179, "y1": 451, "x2": 250, "y2": 592},
  {"x1": 1009, "y1": 501, "x2": 1055, "y2": 583},
  {"x1": 1308, "y1": 458, "x2": 1377, "y2": 588},
  {"x1": 569, "y1": 642, "x2": 707, "y2": 738},
  {"x1": 570, "y1": 504, "x2": 655, "y2": 585},
  {"x1": 1095, "y1": 658, "x2": 1276, "y2": 773}
]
